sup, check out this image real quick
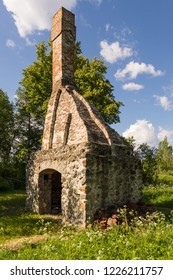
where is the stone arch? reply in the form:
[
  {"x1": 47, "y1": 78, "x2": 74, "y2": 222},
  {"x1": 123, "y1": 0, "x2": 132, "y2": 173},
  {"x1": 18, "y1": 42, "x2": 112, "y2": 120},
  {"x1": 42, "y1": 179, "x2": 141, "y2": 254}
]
[{"x1": 38, "y1": 169, "x2": 62, "y2": 214}]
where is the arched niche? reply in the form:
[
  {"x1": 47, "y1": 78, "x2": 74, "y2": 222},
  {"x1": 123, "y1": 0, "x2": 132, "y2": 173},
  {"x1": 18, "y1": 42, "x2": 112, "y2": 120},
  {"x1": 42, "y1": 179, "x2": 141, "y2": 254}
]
[{"x1": 38, "y1": 169, "x2": 62, "y2": 214}]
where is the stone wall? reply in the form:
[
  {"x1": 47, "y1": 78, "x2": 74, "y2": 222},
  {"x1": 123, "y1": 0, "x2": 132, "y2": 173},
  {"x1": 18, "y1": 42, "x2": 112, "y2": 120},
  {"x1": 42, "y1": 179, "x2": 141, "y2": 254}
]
[
  {"x1": 85, "y1": 143, "x2": 142, "y2": 222},
  {"x1": 26, "y1": 7, "x2": 143, "y2": 228},
  {"x1": 42, "y1": 85, "x2": 126, "y2": 150},
  {"x1": 26, "y1": 143, "x2": 89, "y2": 227},
  {"x1": 26, "y1": 141, "x2": 142, "y2": 227}
]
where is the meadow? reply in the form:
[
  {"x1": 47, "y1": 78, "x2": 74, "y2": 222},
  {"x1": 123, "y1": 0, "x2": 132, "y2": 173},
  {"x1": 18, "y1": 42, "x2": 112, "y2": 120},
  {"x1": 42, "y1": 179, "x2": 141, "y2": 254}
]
[{"x1": 0, "y1": 185, "x2": 173, "y2": 260}]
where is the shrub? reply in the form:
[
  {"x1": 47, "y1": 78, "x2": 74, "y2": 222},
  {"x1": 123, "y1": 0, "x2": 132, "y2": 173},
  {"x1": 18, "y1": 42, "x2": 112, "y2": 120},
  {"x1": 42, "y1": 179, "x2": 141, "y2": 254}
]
[
  {"x1": 157, "y1": 174, "x2": 173, "y2": 186},
  {"x1": 0, "y1": 176, "x2": 12, "y2": 192}
]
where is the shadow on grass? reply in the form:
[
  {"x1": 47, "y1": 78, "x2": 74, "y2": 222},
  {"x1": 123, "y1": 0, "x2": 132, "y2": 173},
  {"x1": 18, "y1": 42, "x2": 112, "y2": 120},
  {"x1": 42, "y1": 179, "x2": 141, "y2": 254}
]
[
  {"x1": 0, "y1": 190, "x2": 62, "y2": 239},
  {"x1": 0, "y1": 215, "x2": 62, "y2": 239},
  {"x1": 0, "y1": 191, "x2": 26, "y2": 216}
]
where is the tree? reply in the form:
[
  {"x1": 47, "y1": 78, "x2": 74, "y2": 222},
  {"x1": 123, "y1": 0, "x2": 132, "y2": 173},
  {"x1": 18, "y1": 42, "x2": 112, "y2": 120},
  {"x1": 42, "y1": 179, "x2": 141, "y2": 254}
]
[
  {"x1": 122, "y1": 136, "x2": 136, "y2": 150},
  {"x1": 156, "y1": 137, "x2": 173, "y2": 172},
  {"x1": 136, "y1": 143, "x2": 158, "y2": 185},
  {"x1": 14, "y1": 40, "x2": 123, "y2": 164},
  {"x1": 17, "y1": 41, "x2": 122, "y2": 124},
  {"x1": 13, "y1": 96, "x2": 43, "y2": 163},
  {"x1": 14, "y1": 41, "x2": 52, "y2": 163},
  {"x1": 18, "y1": 41, "x2": 52, "y2": 121},
  {"x1": 74, "y1": 43, "x2": 123, "y2": 124},
  {"x1": 123, "y1": 137, "x2": 158, "y2": 185},
  {"x1": 0, "y1": 89, "x2": 14, "y2": 162},
  {"x1": 0, "y1": 89, "x2": 15, "y2": 191}
]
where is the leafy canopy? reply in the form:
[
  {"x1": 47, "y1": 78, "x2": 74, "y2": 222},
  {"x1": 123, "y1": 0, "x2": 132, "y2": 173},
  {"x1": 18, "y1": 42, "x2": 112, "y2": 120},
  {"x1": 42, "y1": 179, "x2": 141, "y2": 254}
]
[
  {"x1": 0, "y1": 89, "x2": 14, "y2": 162},
  {"x1": 17, "y1": 41, "x2": 122, "y2": 125},
  {"x1": 14, "y1": 41, "x2": 52, "y2": 163},
  {"x1": 136, "y1": 143, "x2": 158, "y2": 185},
  {"x1": 74, "y1": 43, "x2": 123, "y2": 124},
  {"x1": 14, "y1": 41, "x2": 123, "y2": 163},
  {"x1": 18, "y1": 41, "x2": 52, "y2": 119},
  {"x1": 0, "y1": 89, "x2": 15, "y2": 190},
  {"x1": 156, "y1": 136, "x2": 173, "y2": 172}
]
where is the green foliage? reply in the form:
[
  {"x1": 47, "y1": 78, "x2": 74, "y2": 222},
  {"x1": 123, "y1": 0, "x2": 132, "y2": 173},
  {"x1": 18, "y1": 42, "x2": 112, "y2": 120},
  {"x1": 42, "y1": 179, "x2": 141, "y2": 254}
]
[
  {"x1": 0, "y1": 89, "x2": 14, "y2": 162},
  {"x1": 0, "y1": 188, "x2": 173, "y2": 260},
  {"x1": 0, "y1": 177, "x2": 11, "y2": 192},
  {"x1": 17, "y1": 40, "x2": 123, "y2": 124},
  {"x1": 0, "y1": 163, "x2": 13, "y2": 192},
  {"x1": 124, "y1": 137, "x2": 173, "y2": 186},
  {"x1": 2, "y1": 216, "x2": 173, "y2": 260},
  {"x1": 0, "y1": 90, "x2": 17, "y2": 191},
  {"x1": 74, "y1": 45, "x2": 123, "y2": 124},
  {"x1": 165, "y1": 170, "x2": 173, "y2": 176},
  {"x1": 135, "y1": 143, "x2": 158, "y2": 185},
  {"x1": 14, "y1": 41, "x2": 52, "y2": 164},
  {"x1": 14, "y1": 98, "x2": 43, "y2": 163},
  {"x1": 14, "y1": 40, "x2": 123, "y2": 166},
  {"x1": 123, "y1": 136, "x2": 136, "y2": 150},
  {"x1": 157, "y1": 174, "x2": 173, "y2": 186},
  {"x1": 18, "y1": 41, "x2": 52, "y2": 118},
  {"x1": 1, "y1": 212, "x2": 173, "y2": 260},
  {"x1": 156, "y1": 136, "x2": 173, "y2": 172},
  {"x1": 0, "y1": 160, "x2": 26, "y2": 191}
]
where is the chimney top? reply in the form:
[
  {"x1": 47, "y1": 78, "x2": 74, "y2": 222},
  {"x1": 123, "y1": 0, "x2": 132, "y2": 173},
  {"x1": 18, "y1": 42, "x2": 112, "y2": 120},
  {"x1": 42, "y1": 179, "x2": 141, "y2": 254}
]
[{"x1": 51, "y1": 7, "x2": 76, "y2": 89}]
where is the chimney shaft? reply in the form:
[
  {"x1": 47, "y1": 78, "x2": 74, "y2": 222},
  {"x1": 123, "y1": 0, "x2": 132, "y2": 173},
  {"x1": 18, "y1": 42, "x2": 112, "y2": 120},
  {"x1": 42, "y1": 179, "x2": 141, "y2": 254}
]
[{"x1": 51, "y1": 7, "x2": 76, "y2": 89}]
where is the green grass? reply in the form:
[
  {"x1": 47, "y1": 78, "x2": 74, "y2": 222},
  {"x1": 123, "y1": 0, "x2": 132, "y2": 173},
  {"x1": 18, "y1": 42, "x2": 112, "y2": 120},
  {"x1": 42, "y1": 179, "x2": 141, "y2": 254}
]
[
  {"x1": 0, "y1": 186, "x2": 173, "y2": 260},
  {"x1": 0, "y1": 190, "x2": 61, "y2": 242},
  {"x1": 0, "y1": 190, "x2": 26, "y2": 216},
  {"x1": 142, "y1": 185, "x2": 173, "y2": 209}
]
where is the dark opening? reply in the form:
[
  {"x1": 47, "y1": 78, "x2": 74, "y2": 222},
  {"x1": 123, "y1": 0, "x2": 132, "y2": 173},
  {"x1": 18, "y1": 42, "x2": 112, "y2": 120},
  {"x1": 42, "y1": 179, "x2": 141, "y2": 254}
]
[
  {"x1": 51, "y1": 171, "x2": 62, "y2": 214},
  {"x1": 39, "y1": 169, "x2": 62, "y2": 214},
  {"x1": 44, "y1": 174, "x2": 49, "y2": 182}
]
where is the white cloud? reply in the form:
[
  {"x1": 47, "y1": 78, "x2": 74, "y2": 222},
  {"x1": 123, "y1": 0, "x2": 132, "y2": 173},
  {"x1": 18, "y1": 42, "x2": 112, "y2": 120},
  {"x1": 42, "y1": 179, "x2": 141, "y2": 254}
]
[
  {"x1": 122, "y1": 120, "x2": 157, "y2": 147},
  {"x1": 105, "y1": 23, "x2": 111, "y2": 32},
  {"x1": 115, "y1": 61, "x2": 164, "y2": 80},
  {"x1": 154, "y1": 95, "x2": 173, "y2": 111},
  {"x1": 25, "y1": 37, "x2": 36, "y2": 46},
  {"x1": 105, "y1": 23, "x2": 114, "y2": 32},
  {"x1": 113, "y1": 26, "x2": 133, "y2": 45},
  {"x1": 100, "y1": 40, "x2": 133, "y2": 63},
  {"x1": 163, "y1": 80, "x2": 173, "y2": 97},
  {"x1": 3, "y1": 0, "x2": 78, "y2": 38},
  {"x1": 6, "y1": 39, "x2": 15, "y2": 48},
  {"x1": 158, "y1": 127, "x2": 173, "y2": 143},
  {"x1": 122, "y1": 83, "x2": 144, "y2": 91},
  {"x1": 123, "y1": 121, "x2": 173, "y2": 147}
]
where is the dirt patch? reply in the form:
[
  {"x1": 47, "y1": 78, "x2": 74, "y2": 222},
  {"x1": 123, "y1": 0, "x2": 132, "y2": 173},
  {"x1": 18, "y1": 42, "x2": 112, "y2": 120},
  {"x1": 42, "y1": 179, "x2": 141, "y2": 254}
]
[
  {"x1": 93, "y1": 202, "x2": 156, "y2": 229},
  {"x1": 0, "y1": 234, "x2": 49, "y2": 250}
]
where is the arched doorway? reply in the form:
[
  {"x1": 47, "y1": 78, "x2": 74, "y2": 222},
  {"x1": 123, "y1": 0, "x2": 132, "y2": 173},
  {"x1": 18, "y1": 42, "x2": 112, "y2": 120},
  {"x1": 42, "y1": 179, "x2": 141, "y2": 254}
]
[{"x1": 38, "y1": 169, "x2": 62, "y2": 214}]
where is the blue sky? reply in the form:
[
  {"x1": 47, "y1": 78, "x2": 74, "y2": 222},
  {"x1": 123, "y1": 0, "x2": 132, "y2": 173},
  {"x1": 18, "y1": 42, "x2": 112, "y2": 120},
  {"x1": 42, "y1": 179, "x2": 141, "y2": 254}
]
[{"x1": 1, "y1": 0, "x2": 173, "y2": 147}]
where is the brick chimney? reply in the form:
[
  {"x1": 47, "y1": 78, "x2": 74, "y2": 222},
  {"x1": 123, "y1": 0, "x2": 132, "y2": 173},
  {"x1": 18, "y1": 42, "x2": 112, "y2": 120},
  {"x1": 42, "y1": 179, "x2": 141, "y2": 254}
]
[{"x1": 51, "y1": 7, "x2": 76, "y2": 89}]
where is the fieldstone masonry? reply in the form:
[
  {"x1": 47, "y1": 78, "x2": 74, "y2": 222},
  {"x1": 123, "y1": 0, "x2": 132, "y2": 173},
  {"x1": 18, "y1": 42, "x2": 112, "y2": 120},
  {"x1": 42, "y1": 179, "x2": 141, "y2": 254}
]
[{"x1": 26, "y1": 7, "x2": 142, "y2": 227}]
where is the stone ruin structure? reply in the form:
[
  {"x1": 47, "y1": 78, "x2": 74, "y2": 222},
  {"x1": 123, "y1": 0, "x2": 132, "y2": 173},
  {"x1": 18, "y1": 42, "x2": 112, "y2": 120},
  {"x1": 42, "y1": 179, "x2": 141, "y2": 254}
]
[{"x1": 26, "y1": 7, "x2": 142, "y2": 227}]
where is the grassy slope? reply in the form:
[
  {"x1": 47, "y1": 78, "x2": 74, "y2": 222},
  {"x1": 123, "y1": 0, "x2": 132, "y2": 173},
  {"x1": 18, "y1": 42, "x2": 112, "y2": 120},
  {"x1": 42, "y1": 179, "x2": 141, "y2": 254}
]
[{"x1": 0, "y1": 187, "x2": 173, "y2": 260}]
